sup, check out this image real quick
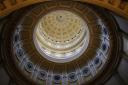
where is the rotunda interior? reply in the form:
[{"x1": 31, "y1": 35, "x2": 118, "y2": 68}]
[{"x1": 0, "y1": 0, "x2": 128, "y2": 85}]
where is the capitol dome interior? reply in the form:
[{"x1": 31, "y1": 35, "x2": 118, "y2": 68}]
[{"x1": 0, "y1": 0, "x2": 128, "y2": 85}]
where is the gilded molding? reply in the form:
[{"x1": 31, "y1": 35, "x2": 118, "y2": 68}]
[{"x1": 0, "y1": 0, "x2": 128, "y2": 19}]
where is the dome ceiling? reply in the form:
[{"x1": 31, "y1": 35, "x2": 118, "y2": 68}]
[
  {"x1": 0, "y1": 0, "x2": 121, "y2": 85},
  {"x1": 33, "y1": 10, "x2": 90, "y2": 63}
]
